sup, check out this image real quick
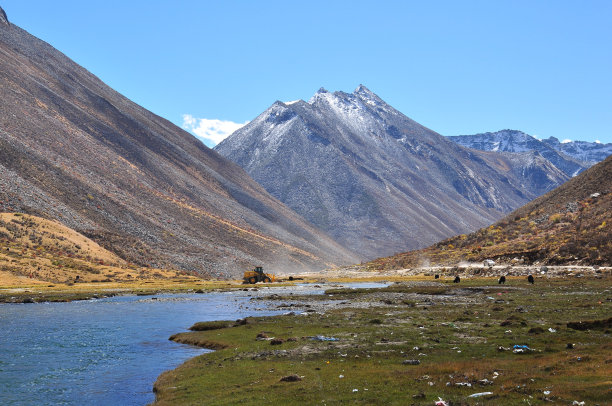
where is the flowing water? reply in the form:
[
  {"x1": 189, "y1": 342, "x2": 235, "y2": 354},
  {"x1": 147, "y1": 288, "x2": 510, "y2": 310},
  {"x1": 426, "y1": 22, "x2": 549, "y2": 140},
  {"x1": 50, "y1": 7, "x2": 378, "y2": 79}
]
[{"x1": 0, "y1": 283, "x2": 387, "y2": 405}]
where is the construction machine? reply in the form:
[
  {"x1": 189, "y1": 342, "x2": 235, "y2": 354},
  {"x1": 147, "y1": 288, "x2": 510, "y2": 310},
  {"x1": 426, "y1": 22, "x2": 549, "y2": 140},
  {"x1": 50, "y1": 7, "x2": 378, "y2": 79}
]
[{"x1": 243, "y1": 266, "x2": 275, "y2": 284}]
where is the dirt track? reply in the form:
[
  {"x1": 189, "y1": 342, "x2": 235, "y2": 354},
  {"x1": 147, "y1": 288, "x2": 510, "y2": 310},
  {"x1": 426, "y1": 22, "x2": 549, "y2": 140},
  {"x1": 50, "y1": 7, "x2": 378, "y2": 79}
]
[{"x1": 289, "y1": 264, "x2": 612, "y2": 280}]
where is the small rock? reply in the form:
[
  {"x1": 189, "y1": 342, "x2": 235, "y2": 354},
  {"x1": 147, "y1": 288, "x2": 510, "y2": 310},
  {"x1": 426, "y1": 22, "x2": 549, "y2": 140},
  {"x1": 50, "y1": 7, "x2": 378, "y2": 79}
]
[
  {"x1": 270, "y1": 338, "x2": 284, "y2": 345},
  {"x1": 402, "y1": 359, "x2": 420, "y2": 365},
  {"x1": 280, "y1": 374, "x2": 302, "y2": 382}
]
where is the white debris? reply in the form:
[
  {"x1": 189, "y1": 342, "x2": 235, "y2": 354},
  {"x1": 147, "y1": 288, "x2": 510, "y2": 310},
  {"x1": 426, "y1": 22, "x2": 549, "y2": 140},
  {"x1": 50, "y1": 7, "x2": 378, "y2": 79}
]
[
  {"x1": 468, "y1": 392, "x2": 494, "y2": 398},
  {"x1": 435, "y1": 397, "x2": 448, "y2": 406}
]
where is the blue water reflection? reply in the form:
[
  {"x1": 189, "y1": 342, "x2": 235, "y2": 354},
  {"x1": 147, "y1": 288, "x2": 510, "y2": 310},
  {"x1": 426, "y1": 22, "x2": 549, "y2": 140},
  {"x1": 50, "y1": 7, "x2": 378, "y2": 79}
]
[{"x1": 0, "y1": 282, "x2": 388, "y2": 405}]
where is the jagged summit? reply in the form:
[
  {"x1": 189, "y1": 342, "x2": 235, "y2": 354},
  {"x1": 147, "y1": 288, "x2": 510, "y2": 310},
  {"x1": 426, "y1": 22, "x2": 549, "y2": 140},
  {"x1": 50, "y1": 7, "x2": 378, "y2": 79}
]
[
  {"x1": 354, "y1": 84, "x2": 377, "y2": 98},
  {"x1": 0, "y1": 7, "x2": 9, "y2": 25}
]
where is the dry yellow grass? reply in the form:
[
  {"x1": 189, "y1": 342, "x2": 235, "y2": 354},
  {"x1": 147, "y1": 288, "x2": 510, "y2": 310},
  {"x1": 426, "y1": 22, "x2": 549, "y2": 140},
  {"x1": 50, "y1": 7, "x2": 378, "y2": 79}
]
[{"x1": 0, "y1": 212, "x2": 190, "y2": 286}]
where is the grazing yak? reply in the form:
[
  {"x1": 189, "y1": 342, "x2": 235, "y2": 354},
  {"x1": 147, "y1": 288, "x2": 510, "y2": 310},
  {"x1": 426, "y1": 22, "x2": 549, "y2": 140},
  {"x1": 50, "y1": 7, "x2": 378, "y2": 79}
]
[
  {"x1": 498, "y1": 276, "x2": 506, "y2": 284},
  {"x1": 453, "y1": 276, "x2": 461, "y2": 283},
  {"x1": 528, "y1": 275, "x2": 535, "y2": 284}
]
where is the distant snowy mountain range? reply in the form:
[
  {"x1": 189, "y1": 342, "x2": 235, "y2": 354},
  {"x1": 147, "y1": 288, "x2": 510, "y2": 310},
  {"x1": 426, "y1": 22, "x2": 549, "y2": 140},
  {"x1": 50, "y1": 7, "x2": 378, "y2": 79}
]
[{"x1": 448, "y1": 130, "x2": 612, "y2": 177}]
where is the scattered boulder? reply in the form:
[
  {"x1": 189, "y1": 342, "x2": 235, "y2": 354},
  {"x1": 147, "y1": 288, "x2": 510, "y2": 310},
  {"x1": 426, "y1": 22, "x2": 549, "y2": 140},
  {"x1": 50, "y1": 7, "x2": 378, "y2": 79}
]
[
  {"x1": 270, "y1": 338, "x2": 285, "y2": 345},
  {"x1": 403, "y1": 359, "x2": 421, "y2": 365},
  {"x1": 528, "y1": 326, "x2": 545, "y2": 334},
  {"x1": 280, "y1": 374, "x2": 302, "y2": 382},
  {"x1": 567, "y1": 317, "x2": 612, "y2": 331}
]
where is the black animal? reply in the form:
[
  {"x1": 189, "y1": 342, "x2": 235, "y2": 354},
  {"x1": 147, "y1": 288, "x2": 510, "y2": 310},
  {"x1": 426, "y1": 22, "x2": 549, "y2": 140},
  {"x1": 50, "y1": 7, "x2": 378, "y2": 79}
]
[
  {"x1": 453, "y1": 276, "x2": 460, "y2": 283},
  {"x1": 527, "y1": 275, "x2": 534, "y2": 284},
  {"x1": 498, "y1": 276, "x2": 506, "y2": 284},
  {"x1": 434, "y1": 274, "x2": 439, "y2": 279}
]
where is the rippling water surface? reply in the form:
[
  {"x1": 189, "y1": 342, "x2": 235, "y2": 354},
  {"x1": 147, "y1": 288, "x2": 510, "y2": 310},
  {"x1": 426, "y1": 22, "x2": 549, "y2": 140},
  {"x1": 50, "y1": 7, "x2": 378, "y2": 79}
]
[{"x1": 0, "y1": 283, "x2": 387, "y2": 405}]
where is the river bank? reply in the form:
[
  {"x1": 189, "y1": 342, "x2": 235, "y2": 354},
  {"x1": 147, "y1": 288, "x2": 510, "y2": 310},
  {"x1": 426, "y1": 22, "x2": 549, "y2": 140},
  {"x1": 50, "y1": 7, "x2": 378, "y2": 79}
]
[
  {"x1": 2, "y1": 284, "x2": 348, "y2": 405},
  {"x1": 153, "y1": 275, "x2": 612, "y2": 405}
]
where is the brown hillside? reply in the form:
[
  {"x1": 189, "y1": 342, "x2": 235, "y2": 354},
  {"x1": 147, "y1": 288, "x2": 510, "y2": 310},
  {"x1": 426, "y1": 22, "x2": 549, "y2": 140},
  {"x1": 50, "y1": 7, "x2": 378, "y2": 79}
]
[
  {"x1": 0, "y1": 12, "x2": 356, "y2": 277},
  {"x1": 0, "y1": 212, "x2": 187, "y2": 286},
  {"x1": 367, "y1": 155, "x2": 612, "y2": 269}
]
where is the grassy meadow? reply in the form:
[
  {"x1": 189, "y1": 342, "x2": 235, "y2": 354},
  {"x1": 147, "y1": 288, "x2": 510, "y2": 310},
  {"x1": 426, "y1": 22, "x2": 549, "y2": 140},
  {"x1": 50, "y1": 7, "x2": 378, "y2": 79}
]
[{"x1": 154, "y1": 276, "x2": 611, "y2": 405}]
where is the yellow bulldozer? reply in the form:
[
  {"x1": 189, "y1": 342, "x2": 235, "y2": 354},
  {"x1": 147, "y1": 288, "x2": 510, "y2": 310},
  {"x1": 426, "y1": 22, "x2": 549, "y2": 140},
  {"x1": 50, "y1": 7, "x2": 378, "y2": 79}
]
[{"x1": 243, "y1": 266, "x2": 275, "y2": 284}]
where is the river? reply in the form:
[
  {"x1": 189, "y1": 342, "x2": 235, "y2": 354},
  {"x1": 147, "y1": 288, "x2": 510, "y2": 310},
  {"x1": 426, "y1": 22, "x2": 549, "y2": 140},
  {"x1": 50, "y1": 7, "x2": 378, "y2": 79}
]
[{"x1": 0, "y1": 283, "x2": 386, "y2": 405}]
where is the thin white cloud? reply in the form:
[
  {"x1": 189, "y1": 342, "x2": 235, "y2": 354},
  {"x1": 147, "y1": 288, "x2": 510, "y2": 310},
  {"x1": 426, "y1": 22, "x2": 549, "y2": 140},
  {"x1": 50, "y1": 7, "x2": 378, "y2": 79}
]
[
  {"x1": 561, "y1": 139, "x2": 573, "y2": 144},
  {"x1": 182, "y1": 114, "x2": 247, "y2": 146}
]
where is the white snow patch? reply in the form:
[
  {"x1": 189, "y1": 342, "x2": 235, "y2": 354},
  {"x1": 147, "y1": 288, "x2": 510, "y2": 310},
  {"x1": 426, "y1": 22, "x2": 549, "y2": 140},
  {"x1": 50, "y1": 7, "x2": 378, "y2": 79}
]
[
  {"x1": 284, "y1": 100, "x2": 301, "y2": 105},
  {"x1": 595, "y1": 140, "x2": 601, "y2": 144},
  {"x1": 561, "y1": 139, "x2": 573, "y2": 144}
]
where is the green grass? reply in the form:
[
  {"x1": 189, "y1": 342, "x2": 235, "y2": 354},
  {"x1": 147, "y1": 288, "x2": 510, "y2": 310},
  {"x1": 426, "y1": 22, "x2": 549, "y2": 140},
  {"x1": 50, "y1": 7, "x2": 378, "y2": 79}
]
[{"x1": 153, "y1": 277, "x2": 612, "y2": 405}]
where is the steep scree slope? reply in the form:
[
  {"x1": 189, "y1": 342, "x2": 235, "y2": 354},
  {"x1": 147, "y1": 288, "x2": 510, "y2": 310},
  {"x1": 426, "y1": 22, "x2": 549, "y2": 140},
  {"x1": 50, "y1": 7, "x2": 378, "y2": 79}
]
[{"x1": 0, "y1": 14, "x2": 357, "y2": 277}]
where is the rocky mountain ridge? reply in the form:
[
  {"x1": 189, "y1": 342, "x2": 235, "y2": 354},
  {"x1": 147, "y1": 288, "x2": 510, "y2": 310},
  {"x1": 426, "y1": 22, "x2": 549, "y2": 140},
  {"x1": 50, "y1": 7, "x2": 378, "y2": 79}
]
[
  {"x1": 216, "y1": 86, "x2": 569, "y2": 259},
  {"x1": 0, "y1": 6, "x2": 8, "y2": 26},
  {"x1": 448, "y1": 129, "x2": 612, "y2": 177},
  {"x1": 542, "y1": 136, "x2": 612, "y2": 164},
  {"x1": 0, "y1": 14, "x2": 357, "y2": 277}
]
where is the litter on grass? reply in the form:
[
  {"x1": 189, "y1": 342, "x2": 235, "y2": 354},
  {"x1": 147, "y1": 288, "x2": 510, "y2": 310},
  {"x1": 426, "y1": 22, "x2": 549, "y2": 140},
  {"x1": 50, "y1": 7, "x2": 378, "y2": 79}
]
[
  {"x1": 468, "y1": 392, "x2": 493, "y2": 398},
  {"x1": 434, "y1": 398, "x2": 448, "y2": 406},
  {"x1": 309, "y1": 335, "x2": 339, "y2": 341}
]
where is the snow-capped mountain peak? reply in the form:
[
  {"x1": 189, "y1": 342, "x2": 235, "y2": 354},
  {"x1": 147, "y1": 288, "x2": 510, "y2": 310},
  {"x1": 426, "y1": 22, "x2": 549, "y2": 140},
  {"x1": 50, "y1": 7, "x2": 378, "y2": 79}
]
[{"x1": 216, "y1": 86, "x2": 569, "y2": 259}]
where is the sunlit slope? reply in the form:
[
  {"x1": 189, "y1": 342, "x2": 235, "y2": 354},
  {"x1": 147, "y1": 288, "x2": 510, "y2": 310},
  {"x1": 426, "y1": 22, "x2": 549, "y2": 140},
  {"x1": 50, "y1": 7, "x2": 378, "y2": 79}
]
[
  {"x1": 0, "y1": 212, "x2": 184, "y2": 286},
  {"x1": 366, "y1": 155, "x2": 612, "y2": 270}
]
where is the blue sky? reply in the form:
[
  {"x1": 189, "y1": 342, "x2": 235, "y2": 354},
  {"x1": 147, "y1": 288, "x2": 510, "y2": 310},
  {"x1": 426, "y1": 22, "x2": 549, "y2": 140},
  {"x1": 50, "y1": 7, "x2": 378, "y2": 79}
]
[{"x1": 2, "y1": 1, "x2": 611, "y2": 147}]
